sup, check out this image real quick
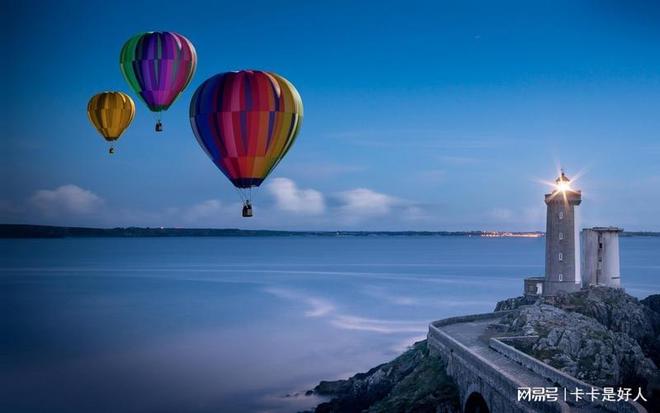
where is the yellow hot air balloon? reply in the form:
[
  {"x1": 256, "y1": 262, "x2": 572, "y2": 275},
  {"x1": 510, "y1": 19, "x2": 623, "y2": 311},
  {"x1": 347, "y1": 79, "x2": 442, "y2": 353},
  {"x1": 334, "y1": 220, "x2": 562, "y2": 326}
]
[{"x1": 87, "y1": 92, "x2": 135, "y2": 154}]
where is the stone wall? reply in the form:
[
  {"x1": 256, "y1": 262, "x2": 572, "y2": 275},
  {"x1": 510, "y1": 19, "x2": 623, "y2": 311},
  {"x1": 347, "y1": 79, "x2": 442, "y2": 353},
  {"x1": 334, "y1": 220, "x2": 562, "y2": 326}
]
[
  {"x1": 428, "y1": 312, "x2": 567, "y2": 413},
  {"x1": 428, "y1": 311, "x2": 648, "y2": 413},
  {"x1": 490, "y1": 337, "x2": 646, "y2": 413}
]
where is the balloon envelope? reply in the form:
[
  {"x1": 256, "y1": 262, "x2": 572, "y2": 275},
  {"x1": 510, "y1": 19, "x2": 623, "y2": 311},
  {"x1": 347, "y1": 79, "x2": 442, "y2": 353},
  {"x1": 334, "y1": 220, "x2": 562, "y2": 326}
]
[
  {"x1": 189, "y1": 71, "x2": 303, "y2": 188},
  {"x1": 120, "y1": 32, "x2": 197, "y2": 112},
  {"x1": 87, "y1": 92, "x2": 135, "y2": 141}
]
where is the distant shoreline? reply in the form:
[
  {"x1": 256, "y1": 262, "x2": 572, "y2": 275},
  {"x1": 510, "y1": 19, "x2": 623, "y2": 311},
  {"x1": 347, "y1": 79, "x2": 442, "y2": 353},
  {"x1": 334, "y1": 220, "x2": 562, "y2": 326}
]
[{"x1": 1, "y1": 224, "x2": 658, "y2": 239}]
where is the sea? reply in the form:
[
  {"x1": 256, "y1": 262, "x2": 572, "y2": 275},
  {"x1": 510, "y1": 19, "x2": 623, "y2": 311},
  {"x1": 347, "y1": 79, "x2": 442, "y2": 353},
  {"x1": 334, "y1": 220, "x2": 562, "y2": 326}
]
[{"x1": 1, "y1": 236, "x2": 658, "y2": 413}]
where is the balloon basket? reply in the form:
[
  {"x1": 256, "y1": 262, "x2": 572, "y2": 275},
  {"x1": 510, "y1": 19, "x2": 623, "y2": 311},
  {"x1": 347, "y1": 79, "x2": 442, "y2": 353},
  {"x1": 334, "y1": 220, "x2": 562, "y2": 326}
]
[
  {"x1": 155, "y1": 120, "x2": 163, "y2": 132},
  {"x1": 242, "y1": 203, "x2": 253, "y2": 218}
]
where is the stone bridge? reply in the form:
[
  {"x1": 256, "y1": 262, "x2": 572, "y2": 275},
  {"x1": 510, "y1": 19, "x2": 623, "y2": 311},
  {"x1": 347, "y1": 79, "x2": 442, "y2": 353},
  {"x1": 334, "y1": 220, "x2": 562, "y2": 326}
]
[{"x1": 427, "y1": 312, "x2": 647, "y2": 413}]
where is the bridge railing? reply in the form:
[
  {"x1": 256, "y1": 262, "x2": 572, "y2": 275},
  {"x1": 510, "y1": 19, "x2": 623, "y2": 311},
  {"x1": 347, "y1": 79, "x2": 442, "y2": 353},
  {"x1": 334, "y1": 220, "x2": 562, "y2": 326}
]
[
  {"x1": 429, "y1": 312, "x2": 569, "y2": 413},
  {"x1": 430, "y1": 311, "x2": 513, "y2": 328},
  {"x1": 490, "y1": 337, "x2": 647, "y2": 413}
]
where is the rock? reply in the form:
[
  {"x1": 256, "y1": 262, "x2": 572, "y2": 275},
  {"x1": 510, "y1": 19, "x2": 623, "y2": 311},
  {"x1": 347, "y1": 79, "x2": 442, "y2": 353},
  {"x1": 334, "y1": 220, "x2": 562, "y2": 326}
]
[
  {"x1": 500, "y1": 301, "x2": 659, "y2": 410},
  {"x1": 309, "y1": 288, "x2": 660, "y2": 413},
  {"x1": 641, "y1": 294, "x2": 660, "y2": 314},
  {"x1": 310, "y1": 340, "x2": 460, "y2": 413},
  {"x1": 552, "y1": 288, "x2": 660, "y2": 368},
  {"x1": 494, "y1": 295, "x2": 538, "y2": 311}
]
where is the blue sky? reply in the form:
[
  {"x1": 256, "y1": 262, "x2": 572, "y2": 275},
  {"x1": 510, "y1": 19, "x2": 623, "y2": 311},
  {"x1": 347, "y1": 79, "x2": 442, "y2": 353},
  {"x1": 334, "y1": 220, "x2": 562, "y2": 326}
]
[{"x1": 2, "y1": 0, "x2": 660, "y2": 230}]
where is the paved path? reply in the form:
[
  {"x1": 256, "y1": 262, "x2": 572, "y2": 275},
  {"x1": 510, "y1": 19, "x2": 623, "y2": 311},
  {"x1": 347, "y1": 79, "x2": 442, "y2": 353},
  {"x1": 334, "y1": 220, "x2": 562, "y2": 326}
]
[
  {"x1": 434, "y1": 316, "x2": 610, "y2": 413},
  {"x1": 442, "y1": 318, "x2": 563, "y2": 391}
]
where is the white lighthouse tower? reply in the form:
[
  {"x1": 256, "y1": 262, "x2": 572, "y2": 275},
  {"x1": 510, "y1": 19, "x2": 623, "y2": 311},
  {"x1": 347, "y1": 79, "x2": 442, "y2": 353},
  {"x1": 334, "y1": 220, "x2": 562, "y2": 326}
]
[{"x1": 543, "y1": 170, "x2": 582, "y2": 296}]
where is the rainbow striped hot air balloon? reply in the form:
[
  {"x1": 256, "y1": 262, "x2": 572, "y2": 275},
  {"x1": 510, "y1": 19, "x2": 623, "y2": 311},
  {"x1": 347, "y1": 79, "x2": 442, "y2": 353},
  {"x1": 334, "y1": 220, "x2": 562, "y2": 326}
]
[
  {"x1": 189, "y1": 70, "x2": 304, "y2": 217},
  {"x1": 119, "y1": 31, "x2": 196, "y2": 132}
]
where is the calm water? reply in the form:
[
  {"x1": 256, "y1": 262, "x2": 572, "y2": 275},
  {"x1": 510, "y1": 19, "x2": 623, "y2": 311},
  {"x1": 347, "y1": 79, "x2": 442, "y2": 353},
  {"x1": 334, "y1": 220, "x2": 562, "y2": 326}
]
[{"x1": 1, "y1": 236, "x2": 658, "y2": 413}]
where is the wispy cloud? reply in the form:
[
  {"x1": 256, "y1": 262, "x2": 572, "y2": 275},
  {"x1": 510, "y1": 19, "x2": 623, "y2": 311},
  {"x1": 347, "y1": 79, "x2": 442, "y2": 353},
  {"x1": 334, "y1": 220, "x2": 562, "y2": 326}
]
[
  {"x1": 0, "y1": 178, "x2": 549, "y2": 230},
  {"x1": 2, "y1": 180, "x2": 431, "y2": 229},
  {"x1": 29, "y1": 185, "x2": 103, "y2": 215},
  {"x1": 267, "y1": 178, "x2": 325, "y2": 215},
  {"x1": 336, "y1": 188, "x2": 400, "y2": 217},
  {"x1": 183, "y1": 199, "x2": 230, "y2": 223}
]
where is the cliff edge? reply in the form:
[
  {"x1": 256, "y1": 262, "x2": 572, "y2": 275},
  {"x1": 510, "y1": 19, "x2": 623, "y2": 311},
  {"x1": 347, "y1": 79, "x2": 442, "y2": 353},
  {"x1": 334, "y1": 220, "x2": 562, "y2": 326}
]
[
  {"x1": 306, "y1": 288, "x2": 659, "y2": 412},
  {"x1": 306, "y1": 340, "x2": 460, "y2": 413}
]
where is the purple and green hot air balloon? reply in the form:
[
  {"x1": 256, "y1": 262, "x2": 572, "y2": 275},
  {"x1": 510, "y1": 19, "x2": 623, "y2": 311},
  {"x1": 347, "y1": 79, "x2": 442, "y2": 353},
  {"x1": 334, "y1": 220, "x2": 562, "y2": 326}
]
[{"x1": 119, "y1": 31, "x2": 197, "y2": 132}]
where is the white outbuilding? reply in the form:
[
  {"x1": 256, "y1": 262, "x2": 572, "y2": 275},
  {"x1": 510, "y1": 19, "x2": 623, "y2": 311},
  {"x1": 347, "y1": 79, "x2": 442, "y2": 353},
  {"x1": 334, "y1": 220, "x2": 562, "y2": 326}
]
[{"x1": 581, "y1": 227, "x2": 623, "y2": 288}]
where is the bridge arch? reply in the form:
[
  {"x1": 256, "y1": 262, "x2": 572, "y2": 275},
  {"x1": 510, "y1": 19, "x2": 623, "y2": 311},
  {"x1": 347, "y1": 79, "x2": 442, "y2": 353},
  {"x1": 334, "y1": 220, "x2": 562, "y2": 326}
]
[{"x1": 464, "y1": 391, "x2": 490, "y2": 413}]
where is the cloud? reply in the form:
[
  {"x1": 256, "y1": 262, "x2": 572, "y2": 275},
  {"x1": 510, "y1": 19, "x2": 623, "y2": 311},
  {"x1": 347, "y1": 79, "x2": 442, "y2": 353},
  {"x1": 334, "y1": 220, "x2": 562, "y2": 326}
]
[
  {"x1": 7, "y1": 179, "x2": 429, "y2": 229},
  {"x1": 29, "y1": 185, "x2": 103, "y2": 215},
  {"x1": 267, "y1": 178, "x2": 325, "y2": 215},
  {"x1": 401, "y1": 205, "x2": 431, "y2": 221},
  {"x1": 336, "y1": 188, "x2": 399, "y2": 216},
  {"x1": 182, "y1": 199, "x2": 225, "y2": 223}
]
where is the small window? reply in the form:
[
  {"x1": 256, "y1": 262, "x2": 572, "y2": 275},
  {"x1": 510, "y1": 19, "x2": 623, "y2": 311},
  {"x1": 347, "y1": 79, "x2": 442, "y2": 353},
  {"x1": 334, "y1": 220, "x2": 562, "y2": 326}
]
[
  {"x1": 559, "y1": 232, "x2": 564, "y2": 240},
  {"x1": 558, "y1": 273, "x2": 563, "y2": 281},
  {"x1": 558, "y1": 252, "x2": 563, "y2": 261},
  {"x1": 559, "y1": 211, "x2": 564, "y2": 220},
  {"x1": 599, "y1": 242, "x2": 603, "y2": 249}
]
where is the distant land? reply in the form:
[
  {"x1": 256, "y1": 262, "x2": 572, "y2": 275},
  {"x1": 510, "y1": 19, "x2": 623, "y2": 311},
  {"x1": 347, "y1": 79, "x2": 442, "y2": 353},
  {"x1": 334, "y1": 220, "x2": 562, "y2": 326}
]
[{"x1": 1, "y1": 224, "x2": 658, "y2": 239}]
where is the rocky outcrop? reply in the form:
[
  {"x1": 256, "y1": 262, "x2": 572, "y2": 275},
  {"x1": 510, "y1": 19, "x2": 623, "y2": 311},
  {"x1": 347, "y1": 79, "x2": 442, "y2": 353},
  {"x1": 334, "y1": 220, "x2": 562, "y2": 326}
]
[
  {"x1": 498, "y1": 289, "x2": 660, "y2": 411},
  {"x1": 494, "y1": 295, "x2": 538, "y2": 311},
  {"x1": 308, "y1": 340, "x2": 460, "y2": 413},
  {"x1": 308, "y1": 289, "x2": 659, "y2": 413},
  {"x1": 640, "y1": 294, "x2": 660, "y2": 366},
  {"x1": 495, "y1": 288, "x2": 660, "y2": 368},
  {"x1": 641, "y1": 294, "x2": 660, "y2": 314},
  {"x1": 501, "y1": 304, "x2": 656, "y2": 387},
  {"x1": 551, "y1": 288, "x2": 660, "y2": 364}
]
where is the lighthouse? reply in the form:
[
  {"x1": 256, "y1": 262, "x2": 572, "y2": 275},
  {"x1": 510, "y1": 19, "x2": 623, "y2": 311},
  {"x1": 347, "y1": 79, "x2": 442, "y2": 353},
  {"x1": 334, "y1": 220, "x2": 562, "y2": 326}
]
[{"x1": 543, "y1": 170, "x2": 582, "y2": 296}]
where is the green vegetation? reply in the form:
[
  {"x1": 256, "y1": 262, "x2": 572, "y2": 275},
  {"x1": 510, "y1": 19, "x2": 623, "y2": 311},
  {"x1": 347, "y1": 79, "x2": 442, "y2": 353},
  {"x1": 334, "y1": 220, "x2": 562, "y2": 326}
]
[{"x1": 312, "y1": 340, "x2": 460, "y2": 413}]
